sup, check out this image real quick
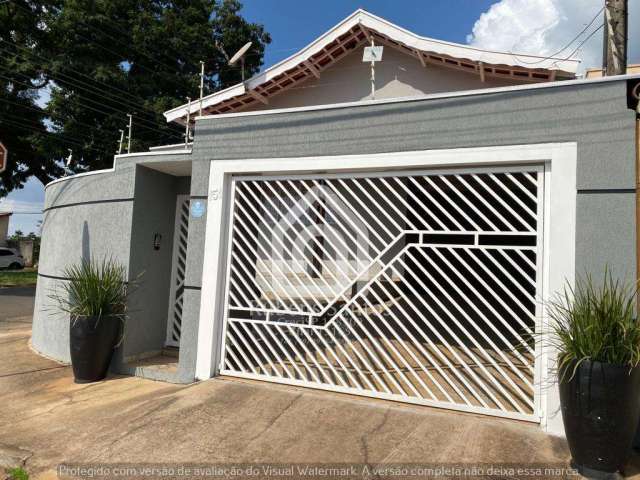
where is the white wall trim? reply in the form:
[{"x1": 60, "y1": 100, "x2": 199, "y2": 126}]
[
  {"x1": 45, "y1": 166, "x2": 117, "y2": 190},
  {"x1": 45, "y1": 149, "x2": 193, "y2": 190},
  {"x1": 196, "y1": 142, "x2": 577, "y2": 436},
  {"x1": 114, "y1": 149, "x2": 192, "y2": 159}
]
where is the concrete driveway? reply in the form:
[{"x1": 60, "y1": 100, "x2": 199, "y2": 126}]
[{"x1": 2, "y1": 302, "x2": 638, "y2": 479}]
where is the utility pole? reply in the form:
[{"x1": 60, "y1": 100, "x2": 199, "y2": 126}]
[
  {"x1": 199, "y1": 61, "x2": 205, "y2": 117},
  {"x1": 126, "y1": 114, "x2": 133, "y2": 154},
  {"x1": 117, "y1": 129, "x2": 124, "y2": 155},
  {"x1": 602, "y1": 0, "x2": 628, "y2": 76}
]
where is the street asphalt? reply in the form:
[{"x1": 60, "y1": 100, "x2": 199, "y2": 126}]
[{"x1": 0, "y1": 286, "x2": 36, "y2": 322}]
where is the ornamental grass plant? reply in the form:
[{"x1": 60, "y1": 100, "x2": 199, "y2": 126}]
[
  {"x1": 49, "y1": 258, "x2": 129, "y2": 322},
  {"x1": 548, "y1": 269, "x2": 640, "y2": 381}
]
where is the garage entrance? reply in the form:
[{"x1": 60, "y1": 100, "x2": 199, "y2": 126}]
[{"x1": 217, "y1": 165, "x2": 544, "y2": 422}]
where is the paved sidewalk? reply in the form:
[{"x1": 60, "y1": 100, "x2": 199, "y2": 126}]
[{"x1": 1, "y1": 310, "x2": 637, "y2": 479}]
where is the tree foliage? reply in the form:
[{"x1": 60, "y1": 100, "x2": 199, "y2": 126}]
[
  {"x1": 0, "y1": 0, "x2": 270, "y2": 195},
  {"x1": 0, "y1": 0, "x2": 57, "y2": 194}
]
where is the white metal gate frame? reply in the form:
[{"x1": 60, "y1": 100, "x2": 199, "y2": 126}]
[
  {"x1": 197, "y1": 143, "x2": 578, "y2": 435},
  {"x1": 219, "y1": 165, "x2": 543, "y2": 422}
]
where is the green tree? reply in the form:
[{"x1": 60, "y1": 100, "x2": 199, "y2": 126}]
[
  {"x1": 0, "y1": 0, "x2": 60, "y2": 194},
  {"x1": 0, "y1": 0, "x2": 270, "y2": 193}
]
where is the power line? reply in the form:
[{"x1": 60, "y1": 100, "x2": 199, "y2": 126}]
[
  {"x1": 0, "y1": 38, "x2": 181, "y2": 124},
  {"x1": 6, "y1": 0, "x2": 174, "y2": 78},
  {"x1": 9, "y1": 0, "x2": 202, "y2": 74},
  {"x1": 0, "y1": 116, "x2": 112, "y2": 154},
  {"x1": 0, "y1": 79, "x2": 181, "y2": 141},
  {"x1": 510, "y1": 7, "x2": 604, "y2": 65},
  {"x1": 0, "y1": 66, "x2": 181, "y2": 138},
  {"x1": 562, "y1": 23, "x2": 604, "y2": 62}
]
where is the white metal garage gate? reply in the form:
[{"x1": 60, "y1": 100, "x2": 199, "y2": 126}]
[{"x1": 218, "y1": 165, "x2": 544, "y2": 422}]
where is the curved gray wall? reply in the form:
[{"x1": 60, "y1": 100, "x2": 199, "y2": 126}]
[
  {"x1": 32, "y1": 164, "x2": 136, "y2": 362},
  {"x1": 31, "y1": 154, "x2": 193, "y2": 365}
]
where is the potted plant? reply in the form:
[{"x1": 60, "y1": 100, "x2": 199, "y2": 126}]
[
  {"x1": 549, "y1": 271, "x2": 640, "y2": 478},
  {"x1": 50, "y1": 258, "x2": 130, "y2": 383}
]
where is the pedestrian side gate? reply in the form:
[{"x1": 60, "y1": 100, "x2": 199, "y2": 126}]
[
  {"x1": 218, "y1": 165, "x2": 544, "y2": 421},
  {"x1": 166, "y1": 195, "x2": 190, "y2": 348}
]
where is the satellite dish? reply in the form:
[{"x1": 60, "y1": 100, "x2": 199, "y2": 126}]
[{"x1": 229, "y1": 42, "x2": 252, "y2": 66}]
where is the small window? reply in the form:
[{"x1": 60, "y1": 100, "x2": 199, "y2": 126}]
[{"x1": 0, "y1": 249, "x2": 13, "y2": 256}]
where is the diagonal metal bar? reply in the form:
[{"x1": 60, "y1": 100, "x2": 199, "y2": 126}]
[
  {"x1": 237, "y1": 184, "x2": 338, "y2": 307},
  {"x1": 319, "y1": 179, "x2": 391, "y2": 246},
  {"x1": 472, "y1": 174, "x2": 534, "y2": 232},
  {"x1": 282, "y1": 179, "x2": 375, "y2": 267},
  {"x1": 233, "y1": 213, "x2": 306, "y2": 313},
  {"x1": 443, "y1": 247, "x2": 535, "y2": 339},
  {"x1": 456, "y1": 175, "x2": 517, "y2": 232},
  {"x1": 407, "y1": 248, "x2": 534, "y2": 407},
  {"x1": 439, "y1": 175, "x2": 499, "y2": 231},
  {"x1": 383, "y1": 261, "x2": 508, "y2": 411},
  {"x1": 233, "y1": 200, "x2": 321, "y2": 313}
]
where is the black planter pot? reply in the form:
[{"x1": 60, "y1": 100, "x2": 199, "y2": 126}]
[
  {"x1": 559, "y1": 360, "x2": 640, "y2": 478},
  {"x1": 69, "y1": 315, "x2": 121, "y2": 383}
]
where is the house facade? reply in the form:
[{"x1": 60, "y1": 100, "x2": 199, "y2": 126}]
[
  {"x1": 31, "y1": 10, "x2": 640, "y2": 438},
  {"x1": 0, "y1": 212, "x2": 10, "y2": 247}
]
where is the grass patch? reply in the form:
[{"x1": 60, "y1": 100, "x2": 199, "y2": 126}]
[
  {"x1": 0, "y1": 268, "x2": 37, "y2": 287},
  {"x1": 8, "y1": 467, "x2": 29, "y2": 480}
]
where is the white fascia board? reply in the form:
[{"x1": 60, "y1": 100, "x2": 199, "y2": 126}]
[
  {"x1": 164, "y1": 10, "x2": 364, "y2": 123},
  {"x1": 165, "y1": 84, "x2": 246, "y2": 122},
  {"x1": 358, "y1": 10, "x2": 579, "y2": 73},
  {"x1": 164, "y1": 9, "x2": 579, "y2": 123}
]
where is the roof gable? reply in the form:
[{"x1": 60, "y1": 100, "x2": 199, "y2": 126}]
[{"x1": 165, "y1": 9, "x2": 579, "y2": 123}]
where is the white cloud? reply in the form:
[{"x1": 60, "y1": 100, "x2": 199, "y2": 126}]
[
  {"x1": 0, "y1": 198, "x2": 43, "y2": 214},
  {"x1": 468, "y1": 0, "x2": 640, "y2": 75}
]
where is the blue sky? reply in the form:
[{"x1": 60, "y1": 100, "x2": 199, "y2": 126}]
[
  {"x1": 2, "y1": 0, "x2": 636, "y2": 235},
  {"x1": 240, "y1": 0, "x2": 497, "y2": 67}
]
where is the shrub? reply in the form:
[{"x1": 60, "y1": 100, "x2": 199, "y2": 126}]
[{"x1": 9, "y1": 467, "x2": 29, "y2": 480}]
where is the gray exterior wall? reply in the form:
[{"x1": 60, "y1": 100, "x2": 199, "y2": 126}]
[
  {"x1": 32, "y1": 164, "x2": 136, "y2": 363},
  {"x1": 191, "y1": 80, "x2": 636, "y2": 286},
  {"x1": 122, "y1": 166, "x2": 180, "y2": 361},
  {"x1": 31, "y1": 155, "x2": 194, "y2": 379},
  {"x1": 31, "y1": 77, "x2": 639, "y2": 385}
]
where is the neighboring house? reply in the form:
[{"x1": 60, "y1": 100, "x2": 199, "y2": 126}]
[
  {"x1": 31, "y1": 9, "x2": 640, "y2": 440},
  {"x1": 585, "y1": 64, "x2": 640, "y2": 78},
  {"x1": 165, "y1": 9, "x2": 578, "y2": 122},
  {"x1": 0, "y1": 212, "x2": 11, "y2": 247}
]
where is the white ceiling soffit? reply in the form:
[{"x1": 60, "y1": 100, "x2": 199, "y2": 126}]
[{"x1": 164, "y1": 9, "x2": 580, "y2": 123}]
